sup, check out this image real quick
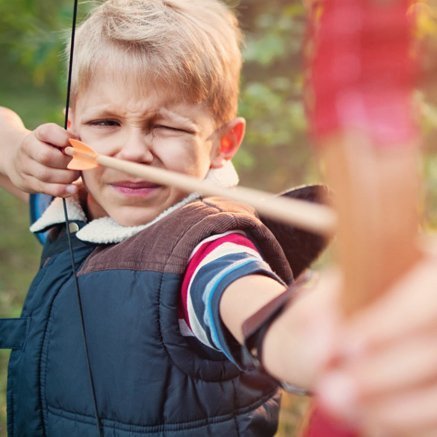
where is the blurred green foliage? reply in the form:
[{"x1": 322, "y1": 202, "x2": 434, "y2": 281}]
[
  {"x1": 237, "y1": 0, "x2": 316, "y2": 191},
  {"x1": 0, "y1": 0, "x2": 436, "y2": 435}
]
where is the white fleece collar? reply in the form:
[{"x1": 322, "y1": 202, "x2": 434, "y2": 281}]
[{"x1": 30, "y1": 161, "x2": 239, "y2": 244}]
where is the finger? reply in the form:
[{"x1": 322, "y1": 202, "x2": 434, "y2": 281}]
[
  {"x1": 26, "y1": 175, "x2": 78, "y2": 198},
  {"x1": 22, "y1": 159, "x2": 80, "y2": 185},
  {"x1": 34, "y1": 123, "x2": 71, "y2": 149},
  {"x1": 337, "y1": 329, "x2": 437, "y2": 400},
  {"x1": 32, "y1": 123, "x2": 77, "y2": 168},
  {"x1": 24, "y1": 138, "x2": 75, "y2": 170},
  {"x1": 35, "y1": 146, "x2": 74, "y2": 170},
  {"x1": 340, "y1": 253, "x2": 437, "y2": 354},
  {"x1": 360, "y1": 385, "x2": 437, "y2": 437},
  {"x1": 317, "y1": 371, "x2": 437, "y2": 437}
]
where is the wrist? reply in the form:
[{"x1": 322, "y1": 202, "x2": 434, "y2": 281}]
[
  {"x1": 262, "y1": 310, "x2": 293, "y2": 380},
  {"x1": 1, "y1": 130, "x2": 29, "y2": 180},
  {"x1": 241, "y1": 280, "x2": 312, "y2": 395},
  {"x1": 266, "y1": 271, "x2": 341, "y2": 389}
]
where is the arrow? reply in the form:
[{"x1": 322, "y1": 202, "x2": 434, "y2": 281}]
[{"x1": 65, "y1": 138, "x2": 336, "y2": 236}]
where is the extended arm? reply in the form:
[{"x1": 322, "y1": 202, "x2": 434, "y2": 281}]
[
  {"x1": 220, "y1": 272, "x2": 339, "y2": 390},
  {"x1": 222, "y1": 244, "x2": 437, "y2": 436},
  {"x1": 0, "y1": 107, "x2": 30, "y2": 201}
]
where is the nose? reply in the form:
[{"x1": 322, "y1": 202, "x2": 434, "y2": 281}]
[{"x1": 117, "y1": 129, "x2": 154, "y2": 163}]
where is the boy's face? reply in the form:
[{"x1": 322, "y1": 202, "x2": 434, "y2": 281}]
[{"x1": 70, "y1": 71, "x2": 229, "y2": 226}]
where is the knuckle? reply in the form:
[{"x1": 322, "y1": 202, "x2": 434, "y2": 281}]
[
  {"x1": 34, "y1": 166, "x2": 51, "y2": 182},
  {"x1": 35, "y1": 148, "x2": 54, "y2": 166},
  {"x1": 17, "y1": 179, "x2": 37, "y2": 194},
  {"x1": 69, "y1": 170, "x2": 81, "y2": 181},
  {"x1": 10, "y1": 175, "x2": 25, "y2": 191},
  {"x1": 37, "y1": 182, "x2": 63, "y2": 198},
  {"x1": 19, "y1": 133, "x2": 33, "y2": 150},
  {"x1": 34, "y1": 123, "x2": 67, "y2": 145},
  {"x1": 57, "y1": 170, "x2": 75, "y2": 184},
  {"x1": 33, "y1": 123, "x2": 50, "y2": 139},
  {"x1": 50, "y1": 186, "x2": 67, "y2": 197}
]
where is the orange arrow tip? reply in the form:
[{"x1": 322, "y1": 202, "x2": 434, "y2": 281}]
[{"x1": 67, "y1": 139, "x2": 99, "y2": 170}]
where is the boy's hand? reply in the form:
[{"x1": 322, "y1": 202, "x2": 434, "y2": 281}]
[
  {"x1": 262, "y1": 270, "x2": 342, "y2": 390},
  {"x1": 317, "y1": 244, "x2": 437, "y2": 436},
  {"x1": 263, "y1": 249, "x2": 437, "y2": 436},
  {"x1": 6, "y1": 122, "x2": 81, "y2": 197}
]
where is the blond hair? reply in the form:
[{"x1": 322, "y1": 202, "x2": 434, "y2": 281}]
[{"x1": 70, "y1": 0, "x2": 243, "y2": 124}]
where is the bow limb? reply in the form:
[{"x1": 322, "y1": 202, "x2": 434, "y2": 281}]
[
  {"x1": 303, "y1": 1, "x2": 423, "y2": 430},
  {"x1": 320, "y1": 135, "x2": 421, "y2": 314},
  {"x1": 308, "y1": 0, "x2": 423, "y2": 314}
]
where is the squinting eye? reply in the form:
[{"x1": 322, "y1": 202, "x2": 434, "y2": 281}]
[
  {"x1": 154, "y1": 125, "x2": 190, "y2": 133},
  {"x1": 88, "y1": 119, "x2": 120, "y2": 127}
]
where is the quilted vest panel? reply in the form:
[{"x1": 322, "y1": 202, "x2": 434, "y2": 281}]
[{"x1": 4, "y1": 198, "x2": 293, "y2": 436}]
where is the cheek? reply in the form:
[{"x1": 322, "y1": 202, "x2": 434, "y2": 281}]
[
  {"x1": 156, "y1": 137, "x2": 211, "y2": 174},
  {"x1": 79, "y1": 129, "x2": 120, "y2": 155},
  {"x1": 81, "y1": 168, "x2": 102, "y2": 193}
]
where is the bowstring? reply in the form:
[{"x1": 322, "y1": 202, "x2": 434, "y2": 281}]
[{"x1": 63, "y1": 0, "x2": 103, "y2": 434}]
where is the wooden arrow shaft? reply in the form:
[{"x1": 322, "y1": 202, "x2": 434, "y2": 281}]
[
  {"x1": 98, "y1": 154, "x2": 336, "y2": 236},
  {"x1": 65, "y1": 147, "x2": 336, "y2": 236}
]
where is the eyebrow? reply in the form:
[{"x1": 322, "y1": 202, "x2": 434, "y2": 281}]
[{"x1": 79, "y1": 105, "x2": 122, "y2": 120}]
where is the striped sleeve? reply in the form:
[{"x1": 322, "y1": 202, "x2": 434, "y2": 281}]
[{"x1": 179, "y1": 231, "x2": 285, "y2": 365}]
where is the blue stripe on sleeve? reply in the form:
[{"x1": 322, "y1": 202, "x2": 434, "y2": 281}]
[{"x1": 189, "y1": 252, "x2": 284, "y2": 366}]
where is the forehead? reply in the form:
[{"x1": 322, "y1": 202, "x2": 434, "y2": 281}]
[
  {"x1": 73, "y1": 67, "x2": 217, "y2": 129},
  {"x1": 73, "y1": 51, "x2": 200, "y2": 105},
  {"x1": 75, "y1": 64, "x2": 173, "y2": 103}
]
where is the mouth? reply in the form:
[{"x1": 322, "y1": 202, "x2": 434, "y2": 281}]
[{"x1": 111, "y1": 180, "x2": 162, "y2": 197}]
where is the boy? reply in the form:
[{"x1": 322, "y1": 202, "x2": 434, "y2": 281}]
[
  {"x1": 0, "y1": 1, "x2": 303, "y2": 435},
  {"x1": 2, "y1": 1, "x2": 437, "y2": 436}
]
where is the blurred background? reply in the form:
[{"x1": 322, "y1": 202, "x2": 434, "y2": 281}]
[{"x1": 0, "y1": 0, "x2": 436, "y2": 435}]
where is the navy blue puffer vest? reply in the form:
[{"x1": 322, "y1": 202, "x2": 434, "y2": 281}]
[{"x1": 1, "y1": 198, "x2": 295, "y2": 436}]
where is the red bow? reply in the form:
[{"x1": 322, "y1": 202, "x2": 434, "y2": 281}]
[
  {"x1": 305, "y1": 2, "x2": 423, "y2": 435},
  {"x1": 308, "y1": 0, "x2": 422, "y2": 314}
]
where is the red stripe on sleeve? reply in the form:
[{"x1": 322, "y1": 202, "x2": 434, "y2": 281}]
[{"x1": 178, "y1": 233, "x2": 258, "y2": 329}]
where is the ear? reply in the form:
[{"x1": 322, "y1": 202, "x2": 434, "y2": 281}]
[{"x1": 210, "y1": 117, "x2": 246, "y2": 168}]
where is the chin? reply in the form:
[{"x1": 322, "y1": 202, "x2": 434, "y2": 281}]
[
  {"x1": 105, "y1": 191, "x2": 187, "y2": 227},
  {"x1": 110, "y1": 208, "x2": 162, "y2": 227}
]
